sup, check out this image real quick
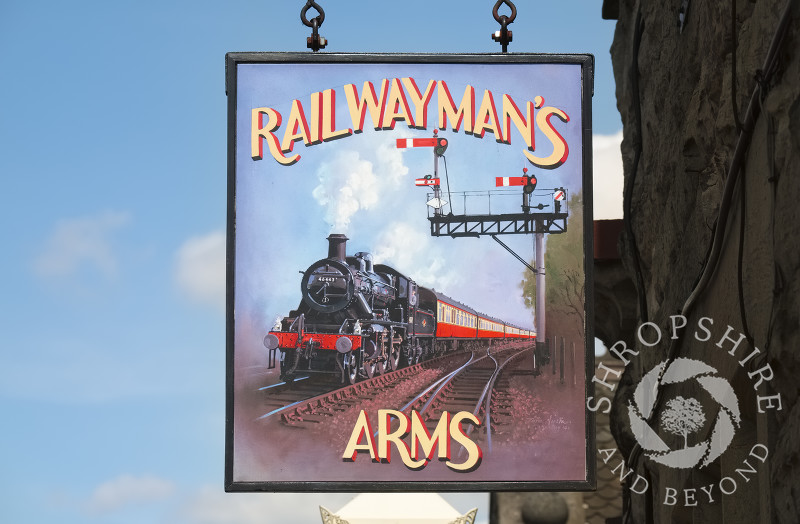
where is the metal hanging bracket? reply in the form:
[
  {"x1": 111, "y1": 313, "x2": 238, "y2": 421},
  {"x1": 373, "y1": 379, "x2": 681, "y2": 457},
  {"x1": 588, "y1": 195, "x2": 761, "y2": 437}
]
[
  {"x1": 491, "y1": 0, "x2": 516, "y2": 53},
  {"x1": 301, "y1": 1, "x2": 327, "y2": 52}
]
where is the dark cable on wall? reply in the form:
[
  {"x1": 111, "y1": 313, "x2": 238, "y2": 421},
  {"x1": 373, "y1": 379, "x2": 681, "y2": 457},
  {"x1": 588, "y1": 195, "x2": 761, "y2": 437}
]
[{"x1": 737, "y1": 156, "x2": 755, "y2": 348}]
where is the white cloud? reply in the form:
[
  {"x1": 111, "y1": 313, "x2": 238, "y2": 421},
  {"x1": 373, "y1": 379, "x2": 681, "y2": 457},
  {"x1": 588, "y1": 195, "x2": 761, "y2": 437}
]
[
  {"x1": 374, "y1": 139, "x2": 410, "y2": 185},
  {"x1": 33, "y1": 211, "x2": 130, "y2": 280},
  {"x1": 592, "y1": 130, "x2": 624, "y2": 220},
  {"x1": 86, "y1": 474, "x2": 174, "y2": 515},
  {"x1": 175, "y1": 230, "x2": 226, "y2": 309},
  {"x1": 312, "y1": 150, "x2": 379, "y2": 231},
  {"x1": 312, "y1": 135, "x2": 409, "y2": 232},
  {"x1": 372, "y1": 222, "x2": 461, "y2": 291}
]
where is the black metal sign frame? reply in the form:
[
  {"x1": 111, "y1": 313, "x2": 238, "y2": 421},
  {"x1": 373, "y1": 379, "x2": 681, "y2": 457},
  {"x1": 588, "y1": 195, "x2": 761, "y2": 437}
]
[{"x1": 225, "y1": 52, "x2": 595, "y2": 492}]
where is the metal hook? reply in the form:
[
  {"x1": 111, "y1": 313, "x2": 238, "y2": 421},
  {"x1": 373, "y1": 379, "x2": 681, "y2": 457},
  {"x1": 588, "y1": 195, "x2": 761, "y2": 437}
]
[
  {"x1": 301, "y1": 0, "x2": 325, "y2": 27},
  {"x1": 301, "y1": 0, "x2": 326, "y2": 52},
  {"x1": 491, "y1": 0, "x2": 516, "y2": 53},
  {"x1": 492, "y1": 0, "x2": 517, "y2": 24}
]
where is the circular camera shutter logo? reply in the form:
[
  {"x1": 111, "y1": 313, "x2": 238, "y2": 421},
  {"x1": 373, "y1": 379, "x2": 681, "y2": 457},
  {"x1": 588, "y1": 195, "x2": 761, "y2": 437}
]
[{"x1": 628, "y1": 357, "x2": 741, "y2": 469}]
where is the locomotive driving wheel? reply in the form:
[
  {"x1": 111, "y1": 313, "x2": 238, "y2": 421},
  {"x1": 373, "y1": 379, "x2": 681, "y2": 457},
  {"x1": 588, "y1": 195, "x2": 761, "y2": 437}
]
[
  {"x1": 417, "y1": 342, "x2": 425, "y2": 364},
  {"x1": 386, "y1": 342, "x2": 400, "y2": 371},
  {"x1": 363, "y1": 358, "x2": 378, "y2": 379},
  {"x1": 344, "y1": 352, "x2": 359, "y2": 384}
]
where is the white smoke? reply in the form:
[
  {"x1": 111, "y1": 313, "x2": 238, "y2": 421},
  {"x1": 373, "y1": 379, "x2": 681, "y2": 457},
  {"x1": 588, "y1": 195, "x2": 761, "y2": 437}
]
[
  {"x1": 311, "y1": 135, "x2": 409, "y2": 232},
  {"x1": 372, "y1": 222, "x2": 460, "y2": 291},
  {"x1": 312, "y1": 150, "x2": 375, "y2": 231}
]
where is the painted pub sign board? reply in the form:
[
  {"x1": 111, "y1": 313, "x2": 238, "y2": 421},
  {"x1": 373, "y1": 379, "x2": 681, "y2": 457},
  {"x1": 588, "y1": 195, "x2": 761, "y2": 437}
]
[{"x1": 225, "y1": 53, "x2": 595, "y2": 491}]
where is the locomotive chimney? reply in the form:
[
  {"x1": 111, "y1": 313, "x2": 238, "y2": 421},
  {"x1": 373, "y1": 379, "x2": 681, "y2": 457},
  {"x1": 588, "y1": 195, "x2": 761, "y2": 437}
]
[{"x1": 327, "y1": 234, "x2": 348, "y2": 261}]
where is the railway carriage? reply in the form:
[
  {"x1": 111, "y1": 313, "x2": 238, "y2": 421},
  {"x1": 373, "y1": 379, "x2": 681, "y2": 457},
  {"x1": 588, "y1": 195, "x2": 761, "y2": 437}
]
[
  {"x1": 263, "y1": 234, "x2": 535, "y2": 384},
  {"x1": 478, "y1": 315, "x2": 506, "y2": 340},
  {"x1": 430, "y1": 291, "x2": 478, "y2": 342}
]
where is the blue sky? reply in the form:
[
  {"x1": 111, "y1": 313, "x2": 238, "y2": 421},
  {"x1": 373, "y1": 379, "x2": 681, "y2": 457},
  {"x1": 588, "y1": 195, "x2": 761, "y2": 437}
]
[{"x1": 0, "y1": 1, "x2": 621, "y2": 523}]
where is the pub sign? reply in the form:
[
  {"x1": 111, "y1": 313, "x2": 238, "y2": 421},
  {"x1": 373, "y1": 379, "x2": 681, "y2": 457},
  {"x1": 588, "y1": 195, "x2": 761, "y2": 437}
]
[{"x1": 225, "y1": 53, "x2": 595, "y2": 491}]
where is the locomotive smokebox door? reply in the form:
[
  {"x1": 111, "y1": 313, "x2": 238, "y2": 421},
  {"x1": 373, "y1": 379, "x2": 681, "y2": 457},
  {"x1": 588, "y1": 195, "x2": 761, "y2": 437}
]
[{"x1": 301, "y1": 259, "x2": 354, "y2": 313}]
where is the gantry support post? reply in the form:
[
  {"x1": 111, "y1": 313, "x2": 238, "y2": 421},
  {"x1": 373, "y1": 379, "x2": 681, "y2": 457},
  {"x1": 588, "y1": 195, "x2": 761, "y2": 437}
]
[{"x1": 535, "y1": 232, "x2": 546, "y2": 360}]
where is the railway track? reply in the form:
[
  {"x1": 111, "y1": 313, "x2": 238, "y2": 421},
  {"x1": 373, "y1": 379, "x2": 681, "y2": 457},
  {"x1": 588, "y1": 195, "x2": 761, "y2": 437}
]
[
  {"x1": 401, "y1": 342, "x2": 532, "y2": 453},
  {"x1": 254, "y1": 351, "x2": 472, "y2": 424},
  {"x1": 254, "y1": 341, "x2": 533, "y2": 441}
]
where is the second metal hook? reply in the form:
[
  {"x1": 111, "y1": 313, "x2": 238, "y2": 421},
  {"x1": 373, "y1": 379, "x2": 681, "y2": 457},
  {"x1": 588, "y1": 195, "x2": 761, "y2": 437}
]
[
  {"x1": 492, "y1": 0, "x2": 517, "y2": 24},
  {"x1": 301, "y1": 0, "x2": 325, "y2": 27}
]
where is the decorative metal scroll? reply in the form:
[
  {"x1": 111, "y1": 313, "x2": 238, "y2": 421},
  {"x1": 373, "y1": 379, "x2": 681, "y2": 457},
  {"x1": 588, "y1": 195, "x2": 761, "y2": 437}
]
[
  {"x1": 319, "y1": 506, "x2": 350, "y2": 524},
  {"x1": 450, "y1": 508, "x2": 479, "y2": 524}
]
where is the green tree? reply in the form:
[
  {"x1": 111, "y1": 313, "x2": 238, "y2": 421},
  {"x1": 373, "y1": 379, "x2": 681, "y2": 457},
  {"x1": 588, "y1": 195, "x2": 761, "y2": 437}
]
[{"x1": 520, "y1": 191, "x2": 585, "y2": 340}]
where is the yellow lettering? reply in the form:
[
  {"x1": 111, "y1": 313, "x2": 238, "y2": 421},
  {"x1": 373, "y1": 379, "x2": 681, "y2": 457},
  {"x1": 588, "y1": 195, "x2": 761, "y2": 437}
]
[
  {"x1": 501, "y1": 94, "x2": 534, "y2": 149},
  {"x1": 342, "y1": 410, "x2": 378, "y2": 462},
  {"x1": 473, "y1": 89, "x2": 503, "y2": 142},
  {"x1": 344, "y1": 80, "x2": 389, "y2": 132},
  {"x1": 410, "y1": 410, "x2": 450, "y2": 465},
  {"x1": 524, "y1": 106, "x2": 570, "y2": 169},
  {"x1": 251, "y1": 107, "x2": 299, "y2": 166},
  {"x1": 377, "y1": 409, "x2": 413, "y2": 465},
  {"x1": 321, "y1": 89, "x2": 352, "y2": 141},
  {"x1": 308, "y1": 91, "x2": 322, "y2": 144},
  {"x1": 281, "y1": 99, "x2": 312, "y2": 153},
  {"x1": 446, "y1": 411, "x2": 483, "y2": 472},
  {"x1": 437, "y1": 81, "x2": 474, "y2": 133},
  {"x1": 401, "y1": 78, "x2": 435, "y2": 129},
  {"x1": 381, "y1": 79, "x2": 415, "y2": 129}
]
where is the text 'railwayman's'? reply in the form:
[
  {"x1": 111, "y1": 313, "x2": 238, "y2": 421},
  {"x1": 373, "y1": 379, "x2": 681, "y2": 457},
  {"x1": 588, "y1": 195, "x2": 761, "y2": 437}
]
[{"x1": 251, "y1": 78, "x2": 571, "y2": 168}]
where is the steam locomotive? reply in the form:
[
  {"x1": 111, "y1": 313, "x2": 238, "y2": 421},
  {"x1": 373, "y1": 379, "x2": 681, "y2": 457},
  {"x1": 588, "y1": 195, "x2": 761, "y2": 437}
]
[{"x1": 263, "y1": 234, "x2": 535, "y2": 383}]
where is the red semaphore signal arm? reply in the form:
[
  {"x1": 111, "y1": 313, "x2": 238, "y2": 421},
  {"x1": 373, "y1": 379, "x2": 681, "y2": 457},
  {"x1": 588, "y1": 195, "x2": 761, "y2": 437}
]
[
  {"x1": 496, "y1": 176, "x2": 536, "y2": 187},
  {"x1": 396, "y1": 138, "x2": 437, "y2": 148}
]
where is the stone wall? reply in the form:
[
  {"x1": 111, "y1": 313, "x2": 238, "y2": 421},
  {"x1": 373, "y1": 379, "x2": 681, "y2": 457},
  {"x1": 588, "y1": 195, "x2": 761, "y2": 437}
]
[{"x1": 604, "y1": 0, "x2": 799, "y2": 522}]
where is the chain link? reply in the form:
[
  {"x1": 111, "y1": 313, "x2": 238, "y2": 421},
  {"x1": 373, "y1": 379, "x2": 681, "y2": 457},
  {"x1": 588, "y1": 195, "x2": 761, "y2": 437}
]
[
  {"x1": 491, "y1": 0, "x2": 516, "y2": 53},
  {"x1": 301, "y1": 1, "x2": 327, "y2": 52}
]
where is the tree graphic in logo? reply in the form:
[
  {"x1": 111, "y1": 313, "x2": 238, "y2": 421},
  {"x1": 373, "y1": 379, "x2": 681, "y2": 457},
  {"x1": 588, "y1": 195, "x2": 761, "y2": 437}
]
[
  {"x1": 628, "y1": 358, "x2": 740, "y2": 469},
  {"x1": 660, "y1": 396, "x2": 706, "y2": 449}
]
